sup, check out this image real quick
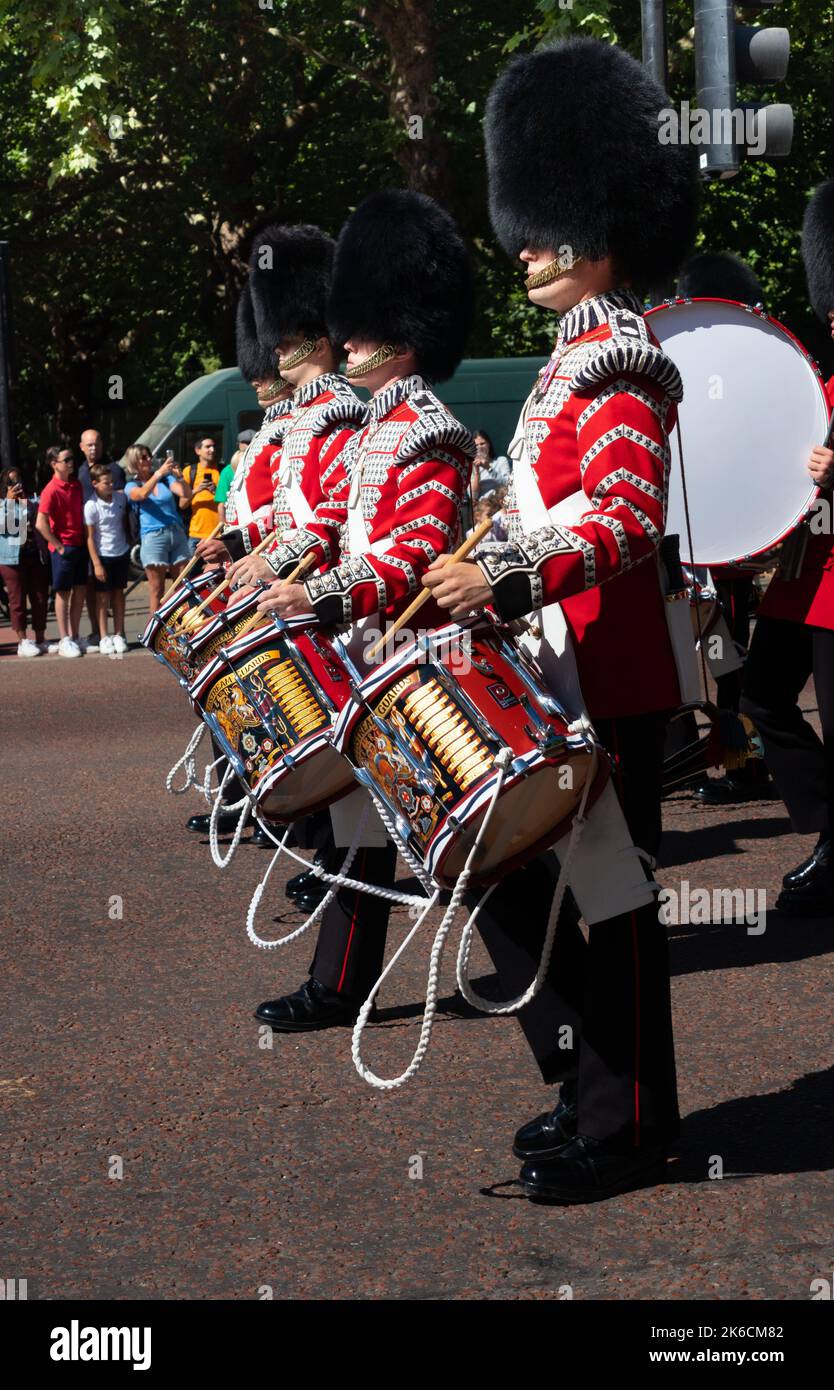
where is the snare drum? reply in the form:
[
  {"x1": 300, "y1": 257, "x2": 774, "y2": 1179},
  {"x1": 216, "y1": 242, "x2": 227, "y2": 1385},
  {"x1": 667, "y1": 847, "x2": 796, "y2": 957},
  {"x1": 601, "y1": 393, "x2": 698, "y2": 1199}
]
[
  {"x1": 140, "y1": 569, "x2": 228, "y2": 680},
  {"x1": 188, "y1": 616, "x2": 356, "y2": 821},
  {"x1": 142, "y1": 575, "x2": 264, "y2": 685},
  {"x1": 332, "y1": 621, "x2": 608, "y2": 887}
]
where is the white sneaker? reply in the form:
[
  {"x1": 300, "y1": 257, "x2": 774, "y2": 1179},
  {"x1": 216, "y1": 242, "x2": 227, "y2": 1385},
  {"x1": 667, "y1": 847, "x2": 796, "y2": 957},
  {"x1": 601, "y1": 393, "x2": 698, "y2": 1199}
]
[
  {"x1": 47, "y1": 641, "x2": 60, "y2": 655},
  {"x1": 58, "y1": 637, "x2": 82, "y2": 658},
  {"x1": 112, "y1": 634, "x2": 128, "y2": 654},
  {"x1": 17, "y1": 639, "x2": 41, "y2": 658},
  {"x1": 99, "y1": 634, "x2": 115, "y2": 655}
]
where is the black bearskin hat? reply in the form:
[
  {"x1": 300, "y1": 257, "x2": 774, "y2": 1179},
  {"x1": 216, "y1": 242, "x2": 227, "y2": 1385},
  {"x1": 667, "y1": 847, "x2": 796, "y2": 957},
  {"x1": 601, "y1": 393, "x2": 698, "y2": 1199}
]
[
  {"x1": 248, "y1": 223, "x2": 335, "y2": 347},
  {"x1": 678, "y1": 252, "x2": 763, "y2": 306},
  {"x1": 485, "y1": 38, "x2": 699, "y2": 289},
  {"x1": 327, "y1": 190, "x2": 473, "y2": 382},
  {"x1": 802, "y1": 179, "x2": 834, "y2": 323},
  {"x1": 235, "y1": 282, "x2": 274, "y2": 382}
]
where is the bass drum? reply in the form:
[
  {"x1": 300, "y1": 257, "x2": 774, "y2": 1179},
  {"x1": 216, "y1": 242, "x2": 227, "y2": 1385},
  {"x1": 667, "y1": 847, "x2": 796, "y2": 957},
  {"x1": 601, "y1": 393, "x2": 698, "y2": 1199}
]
[{"x1": 646, "y1": 297, "x2": 830, "y2": 568}]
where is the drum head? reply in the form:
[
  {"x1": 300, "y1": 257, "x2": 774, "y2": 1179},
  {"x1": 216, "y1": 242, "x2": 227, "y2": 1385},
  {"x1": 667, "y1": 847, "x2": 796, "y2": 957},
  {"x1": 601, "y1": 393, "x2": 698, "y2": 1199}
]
[
  {"x1": 432, "y1": 754, "x2": 600, "y2": 886},
  {"x1": 647, "y1": 298, "x2": 829, "y2": 567}
]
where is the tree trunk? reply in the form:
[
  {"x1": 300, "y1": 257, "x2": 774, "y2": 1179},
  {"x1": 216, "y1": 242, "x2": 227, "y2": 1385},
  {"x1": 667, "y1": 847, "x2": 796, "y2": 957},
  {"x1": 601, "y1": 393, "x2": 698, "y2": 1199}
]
[{"x1": 359, "y1": 0, "x2": 452, "y2": 202}]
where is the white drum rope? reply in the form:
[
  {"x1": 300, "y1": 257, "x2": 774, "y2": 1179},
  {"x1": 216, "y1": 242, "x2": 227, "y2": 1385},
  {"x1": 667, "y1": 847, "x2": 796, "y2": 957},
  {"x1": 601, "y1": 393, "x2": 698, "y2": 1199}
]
[
  {"x1": 244, "y1": 792, "x2": 438, "y2": 950},
  {"x1": 165, "y1": 722, "x2": 207, "y2": 794},
  {"x1": 208, "y1": 761, "x2": 251, "y2": 869},
  {"x1": 351, "y1": 746, "x2": 515, "y2": 1091},
  {"x1": 245, "y1": 801, "x2": 369, "y2": 950},
  {"x1": 455, "y1": 741, "x2": 599, "y2": 1015},
  {"x1": 362, "y1": 786, "x2": 437, "y2": 898},
  {"x1": 201, "y1": 751, "x2": 227, "y2": 803}
]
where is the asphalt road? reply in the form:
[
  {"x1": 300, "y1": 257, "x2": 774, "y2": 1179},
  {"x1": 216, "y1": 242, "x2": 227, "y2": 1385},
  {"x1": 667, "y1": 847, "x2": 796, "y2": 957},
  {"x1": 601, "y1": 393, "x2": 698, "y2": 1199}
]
[{"x1": 2, "y1": 585, "x2": 832, "y2": 1300}]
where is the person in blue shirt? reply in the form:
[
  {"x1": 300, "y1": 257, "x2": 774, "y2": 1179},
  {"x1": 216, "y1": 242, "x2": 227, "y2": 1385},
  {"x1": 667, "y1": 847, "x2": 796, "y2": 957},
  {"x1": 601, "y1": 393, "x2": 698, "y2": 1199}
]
[{"x1": 124, "y1": 444, "x2": 193, "y2": 615}]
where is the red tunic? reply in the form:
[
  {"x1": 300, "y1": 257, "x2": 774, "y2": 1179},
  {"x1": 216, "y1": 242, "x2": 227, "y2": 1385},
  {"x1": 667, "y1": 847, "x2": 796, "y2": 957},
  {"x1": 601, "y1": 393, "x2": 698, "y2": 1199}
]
[
  {"x1": 475, "y1": 290, "x2": 684, "y2": 720},
  {"x1": 222, "y1": 398, "x2": 291, "y2": 554},
  {"x1": 264, "y1": 375, "x2": 474, "y2": 626},
  {"x1": 225, "y1": 374, "x2": 365, "y2": 560},
  {"x1": 758, "y1": 375, "x2": 834, "y2": 631}
]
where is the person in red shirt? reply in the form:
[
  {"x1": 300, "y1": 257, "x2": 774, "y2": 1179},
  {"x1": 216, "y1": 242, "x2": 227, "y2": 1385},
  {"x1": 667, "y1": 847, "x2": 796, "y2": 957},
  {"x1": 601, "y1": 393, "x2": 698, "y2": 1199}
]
[
  {"x1": 35, "y1": 447, "x2": 86, "y2": 658},
  {"x1": 424, "y1": 38, "x2": 699, "y2": 1204},
  {"x1": 741, "y1": 179, "x2": 834, "y2": 915}
]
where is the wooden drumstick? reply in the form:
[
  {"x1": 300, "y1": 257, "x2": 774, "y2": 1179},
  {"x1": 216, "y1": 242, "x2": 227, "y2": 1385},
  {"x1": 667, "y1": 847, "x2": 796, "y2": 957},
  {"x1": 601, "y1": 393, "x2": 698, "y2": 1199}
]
[
  {"x1": 178, "y1": 531, "x2": 276, "y2": 630},
  {"x1": 161, "y1": 520, "x2": 223, "y2": 601},
  {"x1": 365, "y1": 516, "x2": 494, "y2": 664},
  {"x1": 234, "y1": 552, "x2": 318, "y2": 638}
]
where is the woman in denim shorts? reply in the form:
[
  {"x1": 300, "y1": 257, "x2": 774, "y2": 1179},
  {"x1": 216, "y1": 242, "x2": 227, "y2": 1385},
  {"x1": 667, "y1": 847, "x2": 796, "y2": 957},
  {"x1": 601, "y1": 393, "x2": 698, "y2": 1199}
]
[{"x1": 124, "y1": 445, "x2": 193, "y2": 613}]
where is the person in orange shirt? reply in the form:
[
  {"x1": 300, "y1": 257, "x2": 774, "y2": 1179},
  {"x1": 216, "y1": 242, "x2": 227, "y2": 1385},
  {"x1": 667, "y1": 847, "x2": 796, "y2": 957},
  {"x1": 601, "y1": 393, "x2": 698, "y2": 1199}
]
[{"x1": 182, "y1": 438, "x2": 220, "y2": 552}]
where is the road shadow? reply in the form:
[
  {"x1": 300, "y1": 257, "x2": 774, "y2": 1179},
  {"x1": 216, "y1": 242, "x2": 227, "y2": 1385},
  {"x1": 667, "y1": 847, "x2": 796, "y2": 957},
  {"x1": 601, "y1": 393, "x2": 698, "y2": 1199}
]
[
  {"x1": 672, "y1": 1065, "x2": 834, "y2": 1181},
  {"x1": 668, "y1": 908, "x2": 834, "y2": 977},
  {"x1": 660, "y1": 813, "x2": 795, "y2": 868}
]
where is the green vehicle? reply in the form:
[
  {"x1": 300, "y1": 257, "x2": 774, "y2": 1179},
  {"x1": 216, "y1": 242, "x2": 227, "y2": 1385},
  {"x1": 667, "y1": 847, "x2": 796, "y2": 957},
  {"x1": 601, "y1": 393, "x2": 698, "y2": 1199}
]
[{"x1": 134, "y1": 356, "x2": 547, "y2": 467}]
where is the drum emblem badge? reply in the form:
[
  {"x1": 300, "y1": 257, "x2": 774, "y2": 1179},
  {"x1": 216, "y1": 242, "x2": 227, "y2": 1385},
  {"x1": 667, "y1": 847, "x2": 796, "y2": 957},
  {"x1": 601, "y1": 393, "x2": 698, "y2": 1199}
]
[{"x1": 485, "y1": 681, "x2": 519, "y2": 711}]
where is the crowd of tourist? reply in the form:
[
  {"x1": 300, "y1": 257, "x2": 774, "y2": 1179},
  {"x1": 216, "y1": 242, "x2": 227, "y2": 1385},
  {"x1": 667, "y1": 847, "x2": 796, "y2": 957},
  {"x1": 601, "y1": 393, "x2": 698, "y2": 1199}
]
[
  {"x1": 0, "y1": 427, "x2": 246, "y2": 657},
  {"x1": 2, "y1": 423, "x2": 508, "y2": 657}
]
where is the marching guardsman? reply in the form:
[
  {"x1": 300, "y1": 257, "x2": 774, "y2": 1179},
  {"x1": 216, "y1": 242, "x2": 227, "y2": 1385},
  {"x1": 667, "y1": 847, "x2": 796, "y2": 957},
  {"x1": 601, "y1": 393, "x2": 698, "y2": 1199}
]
[
  {"x1": 251, "y1": 190, "x2": 475, "y2": 1031},
  {"x1": 741, "y1": 179, "x2": 834, "y2": 916},
  {"x1": 197, "y1": 276, "x2": 292, "y2": 567},
  {"x1": 423, "y1": 38, "x2": 699, "y2": 1203},
  {"x1": 189, "y1": 225, "x2": 366, "y2": 842},
  {"x1": 221, "y1": 224, "x2": 366, "y2": 579},
  {"x1": 184, "y1": 267, "x2": 292, "y2": 840}
]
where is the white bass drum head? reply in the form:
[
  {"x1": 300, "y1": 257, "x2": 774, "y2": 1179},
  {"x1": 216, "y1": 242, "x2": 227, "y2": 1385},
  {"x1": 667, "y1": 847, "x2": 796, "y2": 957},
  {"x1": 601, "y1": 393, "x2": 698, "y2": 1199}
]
[{"x1": 646, "y1": 298, "x2": 829, "y2": 567}]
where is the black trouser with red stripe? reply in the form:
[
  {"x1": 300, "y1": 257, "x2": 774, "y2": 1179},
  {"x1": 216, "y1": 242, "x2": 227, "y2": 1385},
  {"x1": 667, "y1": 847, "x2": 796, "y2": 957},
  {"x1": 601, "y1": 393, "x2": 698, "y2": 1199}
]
[
  {"x1": 311, "y1": 842, "x2": 399, "y2": 998},
  {"x1": 471, "y1": 711, "x2": 678, "y2": 1150},
  {"x1": 741, "y1": 615, "x2": 834, "y2": 836}
]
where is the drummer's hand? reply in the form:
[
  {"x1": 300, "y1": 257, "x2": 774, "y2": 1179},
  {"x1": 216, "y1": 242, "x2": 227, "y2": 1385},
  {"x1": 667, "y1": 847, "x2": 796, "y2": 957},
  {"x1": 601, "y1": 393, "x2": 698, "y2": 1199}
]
[
  {"x1": 256, "y1": 581, "x2": 313, "y2": 619},
  {"x1": 196, "y1": 536, "x2": 228, "y2": 563},
  {"x1": 227, "y1": 553, "x2": 274, "y2": 587},
  {"x1": 422, "y1": 557, "x2": 492, "y2": 619},
  {"x1": 808, "y1": 445, "x2": 834, "y2": 488}
]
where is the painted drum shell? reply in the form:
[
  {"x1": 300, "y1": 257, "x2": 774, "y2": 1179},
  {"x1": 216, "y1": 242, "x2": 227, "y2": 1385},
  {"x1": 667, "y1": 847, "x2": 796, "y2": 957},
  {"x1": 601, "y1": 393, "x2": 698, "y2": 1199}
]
[
  {"x1": 188, "y1": 617, "x2": 356, "y2": 822},
  {"x1": 333, "y1": 620, "x2": 608, "y2": 887}
]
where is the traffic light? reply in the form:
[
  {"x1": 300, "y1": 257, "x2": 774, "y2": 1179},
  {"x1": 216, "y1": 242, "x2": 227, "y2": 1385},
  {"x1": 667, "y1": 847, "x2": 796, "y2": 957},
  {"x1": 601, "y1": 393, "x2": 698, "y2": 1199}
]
[{"x1": 694, "y1": 1, "x2": 793, "y2": 179}]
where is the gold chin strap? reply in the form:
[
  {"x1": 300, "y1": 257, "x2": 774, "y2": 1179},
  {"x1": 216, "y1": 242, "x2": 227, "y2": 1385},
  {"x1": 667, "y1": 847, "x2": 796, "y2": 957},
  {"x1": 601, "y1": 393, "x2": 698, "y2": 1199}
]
[
  {"x1": 258, "y1": 379, "x2": 288, "y2": 403},
  {"x1": 524, "y1": 253, "x2": 585, "y2": 291},
  {"x1": 346, "y1": 343, "x2": 398, "y2": 378},
  {"x1": 278, "y1": 337, "x2": 318, "y2": 372}
]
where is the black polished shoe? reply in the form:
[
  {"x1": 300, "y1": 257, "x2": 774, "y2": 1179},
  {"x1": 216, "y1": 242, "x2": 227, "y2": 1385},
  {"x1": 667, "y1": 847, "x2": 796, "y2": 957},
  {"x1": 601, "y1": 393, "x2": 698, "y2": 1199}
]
[
  {"x1": 782, "y1": 839, "x2": 830, "y2": 890},
  {"x1": 293, "y1": 880, "x2": 332, "y2": 914},
  {"x1": 286, "y1": 867, "x2": 316, "y2": 899},
  {"x1": 254, "y1": 977, "x2": 357, "y2": 1032},
  {"x1": 251, "y1": 824, "x2": 277, "y2": 848},
  {"x1": 692, "y1": 776, "x2": 737, "y2": 805},
  {"x1": 186, "y1": 810, "x2": 240, "y2": 834},
  {"x1": 775, "y1": 875, "x2": 834, "y2": 918},
  {"x1": 518, "y1": 1134, "x2": 669, "y2": 1205},
  {"x1": 287, "y1": 845, "x2": 346, "y2": 901},
  {"x1": 694, "y1": 771, "x2": 773, "y2": 805},
  {"x1": 513, "y1": 1093, "x2": 578, "y2": 1161}
]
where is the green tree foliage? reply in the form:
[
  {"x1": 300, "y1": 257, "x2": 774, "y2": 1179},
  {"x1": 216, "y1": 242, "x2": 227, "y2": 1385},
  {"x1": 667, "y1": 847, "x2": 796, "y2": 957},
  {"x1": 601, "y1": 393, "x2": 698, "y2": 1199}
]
[{"x1": 0, "y1": 0, "x2": 832, "y2": 462}]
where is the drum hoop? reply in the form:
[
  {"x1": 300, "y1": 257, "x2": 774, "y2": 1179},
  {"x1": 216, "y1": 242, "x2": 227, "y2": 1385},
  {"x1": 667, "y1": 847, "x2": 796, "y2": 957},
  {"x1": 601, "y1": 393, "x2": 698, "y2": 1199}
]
[
  {"x1": 646, "y1": 296, "x2": 830, "y2": 566},
  {"x1": 426, "y1": 747, "x2": 607, "y2": 887}
]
